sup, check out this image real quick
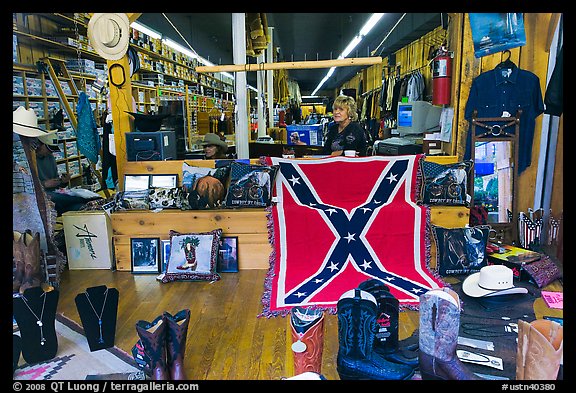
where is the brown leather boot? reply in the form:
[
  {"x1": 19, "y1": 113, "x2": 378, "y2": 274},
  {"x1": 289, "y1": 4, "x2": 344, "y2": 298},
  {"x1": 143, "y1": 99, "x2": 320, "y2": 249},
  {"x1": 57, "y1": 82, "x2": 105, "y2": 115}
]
[
  {"x1": 164, "y1": 309, "x2": 190, "y2": 380},
  {"x1": 418, "y1": 288, "x2": 482, "y2": 380},
  {"x1": 13, "y1": 231, "x2": 26, "y2": 293},
  {"x1": 136, "y1": 315, "x2": 169, "y2": 380},
  {"x1": 19, "y1": 231, "x2": 43, "y2": 294},
  {"x1": 290, "y1": 307, "x2": 325, "y2": 375},
  {"x1": 516, "y1": 319, "x2": 563, "y2": 380}
]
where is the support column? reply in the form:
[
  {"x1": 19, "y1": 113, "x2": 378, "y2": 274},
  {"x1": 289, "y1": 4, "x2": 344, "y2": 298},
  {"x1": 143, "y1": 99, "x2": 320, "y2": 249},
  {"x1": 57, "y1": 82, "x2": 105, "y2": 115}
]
[
  {"x1": 257, "y1": 52, "x2": 267, "y2": 138},
  {"x1": 267, "y1": 27, "x2": 274, "y2": 129},
  {"x1": 232, "y1": 13, "x2": 249, "y2": 159}
]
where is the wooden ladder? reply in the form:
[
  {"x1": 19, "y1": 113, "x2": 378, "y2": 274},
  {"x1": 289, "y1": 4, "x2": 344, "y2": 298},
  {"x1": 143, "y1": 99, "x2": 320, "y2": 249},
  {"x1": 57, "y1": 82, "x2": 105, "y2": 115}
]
[{"x1": 40, "y1": 57, "x2": 110, "y2": 198}]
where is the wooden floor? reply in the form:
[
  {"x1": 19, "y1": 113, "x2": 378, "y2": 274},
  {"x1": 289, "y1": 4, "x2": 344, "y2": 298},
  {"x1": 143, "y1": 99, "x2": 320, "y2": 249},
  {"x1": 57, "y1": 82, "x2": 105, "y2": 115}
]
[{"x1": 55, "y1": 268, "x2": 562, "y2": 381}]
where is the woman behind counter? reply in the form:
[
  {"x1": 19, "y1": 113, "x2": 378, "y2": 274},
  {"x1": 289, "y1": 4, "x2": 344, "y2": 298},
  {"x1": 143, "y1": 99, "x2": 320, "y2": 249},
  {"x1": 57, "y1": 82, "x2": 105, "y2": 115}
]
[{"x1": 322, "y1": 95, "x2": 368, "y2": 156}]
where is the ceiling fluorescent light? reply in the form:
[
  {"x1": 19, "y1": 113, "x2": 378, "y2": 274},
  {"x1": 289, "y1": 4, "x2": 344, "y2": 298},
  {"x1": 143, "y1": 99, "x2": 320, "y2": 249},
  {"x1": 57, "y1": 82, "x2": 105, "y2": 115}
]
[
  {"x1": 163, "y1": 38, "x2": 197, "y2": 59},
  {"x1": 359, "y1": 13, "x2": 385, "y2": 37},
  {"x1": 130, "y1": 22, "x2": 162, "y2": 40},
  {"x1": 340, "y1": 36, "x2": 362, "y2": 58}
]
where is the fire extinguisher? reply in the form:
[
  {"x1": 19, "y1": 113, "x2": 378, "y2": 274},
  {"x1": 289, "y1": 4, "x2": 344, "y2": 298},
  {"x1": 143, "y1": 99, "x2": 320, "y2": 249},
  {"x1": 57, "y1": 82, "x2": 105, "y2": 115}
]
[{"x1": 432, "y1": 48, "x2": 452, "y2": 106}]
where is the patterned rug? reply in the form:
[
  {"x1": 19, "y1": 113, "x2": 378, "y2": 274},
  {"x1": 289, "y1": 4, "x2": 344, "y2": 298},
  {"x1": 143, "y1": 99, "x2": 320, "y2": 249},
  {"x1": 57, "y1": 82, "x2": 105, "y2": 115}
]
[
  {"x1": 13, "y1": 313, "x2": 144, "y2": 380},
  {"x1": 261, "y1": 155, "x2": 446, "y2": 317}
]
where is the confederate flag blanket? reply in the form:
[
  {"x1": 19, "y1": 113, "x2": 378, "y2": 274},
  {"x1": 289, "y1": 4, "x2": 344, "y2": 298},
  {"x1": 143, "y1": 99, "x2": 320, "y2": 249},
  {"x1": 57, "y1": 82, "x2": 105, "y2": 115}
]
[{"x1": 260, "y1": 154, "x2": 446, "y2": 317}]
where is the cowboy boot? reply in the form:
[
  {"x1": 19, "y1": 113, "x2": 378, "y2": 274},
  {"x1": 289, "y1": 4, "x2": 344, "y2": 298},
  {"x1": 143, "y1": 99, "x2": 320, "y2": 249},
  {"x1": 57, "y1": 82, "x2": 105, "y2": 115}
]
[
  {"x1": 13, "y1": 231, "x2": 26, "y2": 293},
  {"x1": 164, "y1": 309, "x2": 190, "y2": 380},
  {"x1": 290, "y1": 306, "x2": 325, "y2": 375},
  {"x1": 418, "y1": 288, "x2": 481, "y2": 380},
  {"x1": 357, "y1": 279, "x2": 418, "y2": 368},
  {"x1": 516, "y1": 319, "x2": 563, "y2": 380},
  {"x1": 336, "y1": 289, "x2": 414, "y2": 380},
  {"x1": 19, "y1": 231, "x2": 43, "y2": 294},
  {"x1": 136, "y1": 315, "x2": 169, "y2": 380}
]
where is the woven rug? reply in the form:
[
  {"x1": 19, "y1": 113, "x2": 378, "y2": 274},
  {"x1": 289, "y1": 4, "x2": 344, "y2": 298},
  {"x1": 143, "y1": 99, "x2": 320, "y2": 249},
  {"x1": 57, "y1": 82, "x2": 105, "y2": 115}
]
[
  {"x1": 13, "y1": 313, "x2": 144, "y2": 380},
  {"x1": 261, "y1": 155, "x2": 446, "y2": 317}
]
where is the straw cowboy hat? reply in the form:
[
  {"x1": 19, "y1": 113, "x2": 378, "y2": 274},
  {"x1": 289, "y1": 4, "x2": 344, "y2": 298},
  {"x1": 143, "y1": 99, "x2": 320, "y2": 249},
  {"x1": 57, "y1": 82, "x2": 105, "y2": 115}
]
[
  {"x1": 13, "y1": 106, "x2": 58, "y2": 147},
  {"x1": 462, "y1": 264, "x2": 528, "y2": 298},
  {"x1": 87, "y1": 13, "x2": 130, "y2": 61},
  {"x1": 201, "y1": 133, "x2": 228, "y2": 152}
]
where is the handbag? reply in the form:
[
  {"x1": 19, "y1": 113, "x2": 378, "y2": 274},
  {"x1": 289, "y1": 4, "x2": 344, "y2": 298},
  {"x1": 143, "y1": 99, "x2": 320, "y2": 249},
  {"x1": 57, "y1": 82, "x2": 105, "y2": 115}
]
[{"x1": 522, "y1": 255, "x2": 562, "y2": 288}]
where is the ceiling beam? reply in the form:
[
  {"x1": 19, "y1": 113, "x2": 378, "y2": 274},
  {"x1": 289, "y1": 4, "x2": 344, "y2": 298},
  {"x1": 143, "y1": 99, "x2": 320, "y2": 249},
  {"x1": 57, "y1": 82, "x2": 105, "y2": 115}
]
[{"x1": 195, "y1": 56, "x2": 382, "y2": 73}]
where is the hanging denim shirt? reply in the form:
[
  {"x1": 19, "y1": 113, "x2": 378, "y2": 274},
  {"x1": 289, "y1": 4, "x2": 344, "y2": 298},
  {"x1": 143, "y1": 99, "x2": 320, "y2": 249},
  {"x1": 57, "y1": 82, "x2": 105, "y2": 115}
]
[{"x1": 464, "y1": 64, "x2": 544, "y2": 174}]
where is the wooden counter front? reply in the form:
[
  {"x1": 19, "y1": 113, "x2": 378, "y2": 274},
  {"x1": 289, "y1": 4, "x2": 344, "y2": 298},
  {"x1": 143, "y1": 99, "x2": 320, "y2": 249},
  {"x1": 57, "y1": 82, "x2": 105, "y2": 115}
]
[{"x1": 111, "y1": 208, "x2": 270, "y2": 271}]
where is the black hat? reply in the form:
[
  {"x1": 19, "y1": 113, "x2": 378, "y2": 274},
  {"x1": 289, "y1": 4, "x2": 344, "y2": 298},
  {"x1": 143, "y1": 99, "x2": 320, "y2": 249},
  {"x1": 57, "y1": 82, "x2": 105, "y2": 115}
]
[{"x1": 126, "y1": 111, "x2": 171, "y2": 132}]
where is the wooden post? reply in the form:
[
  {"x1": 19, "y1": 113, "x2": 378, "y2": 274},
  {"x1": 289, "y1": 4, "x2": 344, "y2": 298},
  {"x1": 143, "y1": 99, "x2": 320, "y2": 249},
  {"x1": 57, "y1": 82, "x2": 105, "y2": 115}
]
[
  {"x1": 232, "y1": 13, "x2": 249, "y2": 159},
  {"x1": 266, "y1": 27, "x2": 274, "y2": 129},
  {"x1": 196, "y1": 57, "x2": 382, "y2": 73}
]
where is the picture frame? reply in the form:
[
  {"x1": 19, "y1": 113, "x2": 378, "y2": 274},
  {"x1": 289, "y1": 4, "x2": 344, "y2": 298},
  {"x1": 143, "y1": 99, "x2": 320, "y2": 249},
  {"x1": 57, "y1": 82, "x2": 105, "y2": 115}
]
[
  {"x1": 131, "y1": 238, "x2": 160, "y2": 274},
  {"x1": 150, "y1": 174, "x2": 179, "y2": 189},
  {"x1": 160, "y1": 239, "x2": 171, "y2": 273},
  {"x1": 124, "y1": 175, "x2": 151, "y2": 191},
  {"x1": 217, "y1": 236, "x2": 239, "y2": 273}
]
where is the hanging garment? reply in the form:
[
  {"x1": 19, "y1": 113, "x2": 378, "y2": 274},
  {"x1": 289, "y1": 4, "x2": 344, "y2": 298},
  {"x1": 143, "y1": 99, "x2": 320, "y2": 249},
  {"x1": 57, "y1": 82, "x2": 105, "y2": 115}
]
[
  {"x1": 544, "y1": 45, "x2": 563, "y2": 116},
  {"x1": 464, "y1": 64, "x2": 544, "y2": 174},
  {"x1": 76, "y1": 91, "x2": 101, "y2": 164}
]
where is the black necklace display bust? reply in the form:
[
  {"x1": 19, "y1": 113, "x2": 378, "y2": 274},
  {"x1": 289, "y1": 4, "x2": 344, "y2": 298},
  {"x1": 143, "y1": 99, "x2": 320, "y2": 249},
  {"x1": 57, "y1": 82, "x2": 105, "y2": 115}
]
[
  {"x1": 13, "y1": 287, "x2": 60, "y2": 364},
  {"x1": 75, "y1": 285, "x2": 119, "y2": 351}
]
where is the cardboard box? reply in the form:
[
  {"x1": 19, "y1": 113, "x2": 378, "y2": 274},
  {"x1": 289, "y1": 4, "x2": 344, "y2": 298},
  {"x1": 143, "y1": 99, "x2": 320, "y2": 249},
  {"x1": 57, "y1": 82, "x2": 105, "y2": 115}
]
[
  {"x1": 286, "y1": 124, "x2": 323, "y2": 146},
  {"x1": 62, "y1": 211, "x2": 114, "y2": 270}
]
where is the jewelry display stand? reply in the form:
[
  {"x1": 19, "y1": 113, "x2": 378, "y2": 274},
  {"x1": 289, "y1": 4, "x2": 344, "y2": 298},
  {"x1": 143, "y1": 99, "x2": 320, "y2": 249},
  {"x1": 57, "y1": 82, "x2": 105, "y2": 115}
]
[
  {"x1": 12, "y1": 287, "x2": 60, "y2": 364},
  {"x1": 75, "y1": 285, "x2": 119, "y2": 351}
]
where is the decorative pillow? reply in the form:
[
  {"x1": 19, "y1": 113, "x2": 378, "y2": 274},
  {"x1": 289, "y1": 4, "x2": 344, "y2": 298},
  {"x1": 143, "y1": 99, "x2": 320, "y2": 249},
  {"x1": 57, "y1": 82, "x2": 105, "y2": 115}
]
[
  {"x1": 113, "y1": 189, "x2": 150, "y2": 211},
  {"x1": 224, "y1": 162, "x2": 279, "y2": 208},
  {"x1": 522, "y1": 255, "x2": 562, "y2": 288},
  {"x1": 148, "y1": 187, "x2": 183, "y2": 209},
  {"x1": 180, "y1": 163, "x2": 229, "y2": 209},
  {"x1": 432, "y1": 225, "x2": 491, "y2": 276},
  {"x1": 419, "y1": 160, "x2": 472, "y2": 206},
  {"x1": 161, "y1": 229, "x2": 222, "y2": 283}
]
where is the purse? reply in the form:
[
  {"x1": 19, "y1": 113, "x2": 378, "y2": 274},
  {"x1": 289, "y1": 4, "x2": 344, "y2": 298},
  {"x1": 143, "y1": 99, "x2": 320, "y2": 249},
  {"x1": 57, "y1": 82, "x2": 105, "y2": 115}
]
[{"x1": 522, "y1": 255, "x2": 562, "y2": 288}]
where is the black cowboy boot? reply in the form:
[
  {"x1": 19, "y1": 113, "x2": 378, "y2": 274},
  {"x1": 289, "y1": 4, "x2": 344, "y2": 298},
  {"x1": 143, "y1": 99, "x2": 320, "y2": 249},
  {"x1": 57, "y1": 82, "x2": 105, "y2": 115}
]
[
  {"x1": 135, "y1": 315, "x2": 169, "y2": 380},
  {"x1": 290, "y1": 306, "x2": 325, "y2": 375},
  {"x1": 163, "y1": 309, "x2": 190, "y2": 380},
  {"x1": 358, "y1": 279, "x2": 419, "y2": 368},
  {"x1": 336, "y1": 288, "x2": 414, "y2": 380}
]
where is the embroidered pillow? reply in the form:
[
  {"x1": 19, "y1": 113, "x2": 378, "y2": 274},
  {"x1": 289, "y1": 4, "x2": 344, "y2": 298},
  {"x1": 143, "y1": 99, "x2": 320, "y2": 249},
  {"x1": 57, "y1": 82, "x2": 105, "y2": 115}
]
[
  {"x1": 161, "y1": 229, "x2": 222, "y2": 283},
  {"x1": 224, "y1": 162, "x2": 279, "y2": 208},
  {"x1": 419, "y1": 160, "x2": 472, "y2": 206},
  {"x1": 180, "y1": 163, "x2": 229, "y2": 209},
  {"x1": 432, "y1": 225, "x2": 491, "y2": 276},
  {"x1": 148, "y1": 187, "x2": 183, "y2": 209},
  {"x1": 113, "y1": 189, "x2": 150, "y2": 211}
]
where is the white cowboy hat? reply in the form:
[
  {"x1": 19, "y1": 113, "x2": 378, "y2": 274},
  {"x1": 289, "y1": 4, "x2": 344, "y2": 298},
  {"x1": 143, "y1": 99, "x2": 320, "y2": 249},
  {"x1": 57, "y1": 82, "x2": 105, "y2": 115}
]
[
  {"x1": 13, "y1": 106, "x2": 58, "y2": 139},
  {"x1": 88, "y1": 13, "x2": 130, "y2": 61},
  {"x1": 462, "y1": 264, "x2": 528, "y2": 298}
]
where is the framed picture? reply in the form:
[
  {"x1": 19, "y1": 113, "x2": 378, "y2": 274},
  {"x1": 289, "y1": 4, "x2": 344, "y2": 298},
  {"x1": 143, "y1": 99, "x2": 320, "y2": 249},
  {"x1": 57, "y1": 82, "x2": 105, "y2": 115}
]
[
  {"x1": 217, "y1": 236, "x2": 238, "y2": 273},
  {"x1": 150, "y1": 174, "x2": 178, "y2": 188},
  {"x1": 124, "y1": 175, "x2": 150, "y2": 191},
  {"x1": 160, "y1": 239, "x2": 171, "y2": 273},
  {"x1": 131, "y1": 238, "x2": 160, "y2": 274}
]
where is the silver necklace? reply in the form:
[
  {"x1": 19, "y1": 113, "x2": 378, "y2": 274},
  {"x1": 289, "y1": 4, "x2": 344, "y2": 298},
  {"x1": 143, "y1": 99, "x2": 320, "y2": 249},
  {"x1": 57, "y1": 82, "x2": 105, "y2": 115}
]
[
  {"x1": 85, "y1": 288, "x2": 109, "y2": 344},
  {"x1": 20, "y1": 292, "x2": 47, "y2": 346}
]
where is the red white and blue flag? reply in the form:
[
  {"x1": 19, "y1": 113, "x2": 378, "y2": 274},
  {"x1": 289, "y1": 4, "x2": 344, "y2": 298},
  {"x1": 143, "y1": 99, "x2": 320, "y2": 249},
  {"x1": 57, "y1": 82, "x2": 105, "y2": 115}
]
[{"x1": 260, "y1": 154, "x2": 445, "y2": 317}]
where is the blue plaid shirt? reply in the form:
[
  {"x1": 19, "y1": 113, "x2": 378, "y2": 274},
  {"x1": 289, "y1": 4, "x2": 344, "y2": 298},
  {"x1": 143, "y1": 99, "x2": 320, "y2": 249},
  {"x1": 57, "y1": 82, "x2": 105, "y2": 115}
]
[{"x1": 464, "y1": 65, "x2": 544, "y2": 174}]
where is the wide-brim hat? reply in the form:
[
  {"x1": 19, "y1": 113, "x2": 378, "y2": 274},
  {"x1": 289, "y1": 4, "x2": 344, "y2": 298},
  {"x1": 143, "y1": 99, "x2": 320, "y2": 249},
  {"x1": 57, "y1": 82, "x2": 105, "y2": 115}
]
[
  {"x1": 126, "y1": 112, "x2": 171, "y2": 132},
  {"x1": 88, "y1": 13, "x2": 130, "y2": 61},
  {"x1": 13, "y1": 106, "x2": 58, "y2": 139},
  {"x1": 201, "y1": 133, "x2": 228, "y2": 152},
  {"x1": 462, "y1": 264, "x2": 528, "y2": 298}
]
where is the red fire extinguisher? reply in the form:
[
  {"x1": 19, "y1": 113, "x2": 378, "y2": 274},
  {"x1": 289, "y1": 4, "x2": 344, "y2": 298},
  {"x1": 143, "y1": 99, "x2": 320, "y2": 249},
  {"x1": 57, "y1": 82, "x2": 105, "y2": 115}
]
[{"x1": 432, "y1": 48, "x2": 452, "y2": 106}]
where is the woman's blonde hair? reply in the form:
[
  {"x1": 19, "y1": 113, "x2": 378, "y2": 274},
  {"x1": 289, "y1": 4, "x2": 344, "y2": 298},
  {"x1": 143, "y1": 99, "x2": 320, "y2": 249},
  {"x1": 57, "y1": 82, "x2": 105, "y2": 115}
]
[{"x1": 333, "y1": 95, "x2": 358, "y2": 121}]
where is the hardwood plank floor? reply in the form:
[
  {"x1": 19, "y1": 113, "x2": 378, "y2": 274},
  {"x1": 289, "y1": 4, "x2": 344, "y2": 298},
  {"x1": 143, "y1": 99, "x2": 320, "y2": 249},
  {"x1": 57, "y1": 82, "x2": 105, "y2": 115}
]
[{"x1": 55, "y1": 268, "x2": 562, "y2": 380}]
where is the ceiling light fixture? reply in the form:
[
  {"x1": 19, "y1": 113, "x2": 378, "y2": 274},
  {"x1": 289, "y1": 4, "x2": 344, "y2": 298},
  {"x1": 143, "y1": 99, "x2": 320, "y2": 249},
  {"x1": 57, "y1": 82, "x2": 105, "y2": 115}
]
[
  {"x1": 311, "y1": 13, "x2": 385, "y2": 96},
  {"x1": 130, "y1": 21, "x2": 162, "y2": 40}
]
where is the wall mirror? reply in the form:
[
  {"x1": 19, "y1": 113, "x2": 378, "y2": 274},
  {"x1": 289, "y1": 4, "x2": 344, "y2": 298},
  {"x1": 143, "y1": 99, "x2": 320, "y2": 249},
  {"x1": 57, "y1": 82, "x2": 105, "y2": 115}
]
[{"x1": 471, "y1": 112, "x2": 520, "y2": 244}]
